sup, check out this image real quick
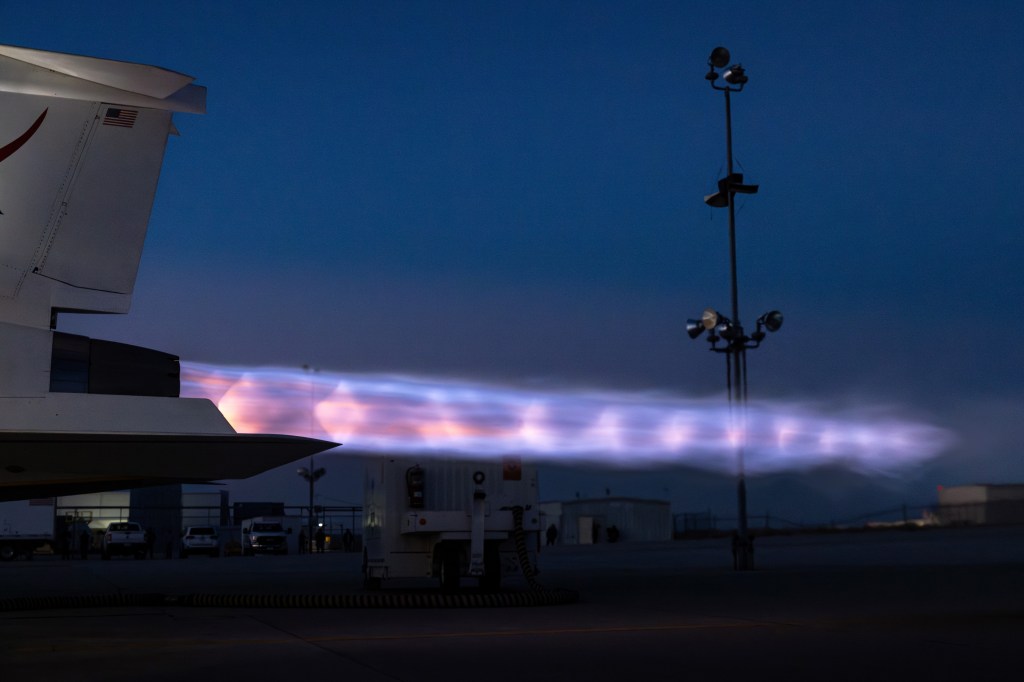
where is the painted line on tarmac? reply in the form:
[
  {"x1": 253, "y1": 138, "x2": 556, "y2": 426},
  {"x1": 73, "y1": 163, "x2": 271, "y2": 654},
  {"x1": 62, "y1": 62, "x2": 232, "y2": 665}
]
[
  {"x1": 304, "y1": 620, "x2": 775, "y2": 644},
  {"x1": 1, "y1": 619, "x2": 777, "y2": 656}
]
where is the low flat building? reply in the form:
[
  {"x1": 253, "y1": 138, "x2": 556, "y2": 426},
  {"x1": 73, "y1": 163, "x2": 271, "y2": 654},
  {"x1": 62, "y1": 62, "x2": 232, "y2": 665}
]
[
  {"x1": 937, "y1": 484, "x2": 1024, "y2": 525},
  {"x1": 554, "y1": 497, "x2": 671, "y2": 545}
]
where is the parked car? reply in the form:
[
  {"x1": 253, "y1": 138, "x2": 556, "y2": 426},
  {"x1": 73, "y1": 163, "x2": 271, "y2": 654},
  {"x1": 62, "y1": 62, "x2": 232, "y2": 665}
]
[{"x1": 181, "y1": 526, "x2": 220, "y2": 558}]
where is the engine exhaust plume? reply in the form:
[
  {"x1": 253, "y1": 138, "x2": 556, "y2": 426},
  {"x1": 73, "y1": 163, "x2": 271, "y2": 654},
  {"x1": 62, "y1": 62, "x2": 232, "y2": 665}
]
[{"x1": 181, "y1": 363, "x2": 953, "y2": 476}]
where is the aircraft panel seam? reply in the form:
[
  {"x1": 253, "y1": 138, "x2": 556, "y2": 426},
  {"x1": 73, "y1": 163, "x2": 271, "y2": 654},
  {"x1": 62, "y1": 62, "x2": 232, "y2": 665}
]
[{"x1": 26, "y1": 106, "x2": 101, "y2": 295}]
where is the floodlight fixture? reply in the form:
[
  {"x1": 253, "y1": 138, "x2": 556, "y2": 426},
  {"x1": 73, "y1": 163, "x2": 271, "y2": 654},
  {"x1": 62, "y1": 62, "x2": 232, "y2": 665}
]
[
  {"x1": 701, "y1": 308, "x2": 721, "y2": 330},
  {"x1": 297, "y1": 465, "x2": 326, "y2": 482},
  {"x1": 750, "y1": 310, "x2": 784, "y2": 343},
  {"x1": 686, "y1": 319, "x2": 706, "y2": 339},
  {"x1": 709, "y1": 47, "x2": 731, "y2": 69},
  {"x1": 704, "y1": 173, "x2": 760, "y2": 208},
  {"x1": 717, "y1": 320, "x2": 739, "y2": 340},
  {"x1": 723, "y1": 65, "x2": 748, "y2": 86},
  {"x1": 758, "y1": 310, "x2": 784, "y2": 333},
  {"x1": 704, "y1": 188, "x2": 729, "y2": 208},
  {"x1": 693, "y1": 308, "x2": 739, "y2": 342}
]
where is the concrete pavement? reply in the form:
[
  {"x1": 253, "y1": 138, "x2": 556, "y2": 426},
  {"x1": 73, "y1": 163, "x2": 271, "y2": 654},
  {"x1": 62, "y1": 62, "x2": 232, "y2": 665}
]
[{"x1": 2, "y1": 526, "x2": 1022, "y2": 680}]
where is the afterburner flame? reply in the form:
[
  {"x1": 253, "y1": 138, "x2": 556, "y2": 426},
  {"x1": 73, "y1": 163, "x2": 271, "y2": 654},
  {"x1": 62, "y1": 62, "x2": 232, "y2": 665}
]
[{"x1": 181, "y1": 363, "x2": 953, "y2": 475}]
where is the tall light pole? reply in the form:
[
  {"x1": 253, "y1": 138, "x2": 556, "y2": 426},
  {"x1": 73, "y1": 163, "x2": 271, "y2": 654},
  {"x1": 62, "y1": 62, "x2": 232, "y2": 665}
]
[
  {"x1": 297, "y1": 457, "x2": 325, "y2": 553},
  {"x1": 298, "y1": 365, "x2": 325, "y2": 553},
  {"x1": 688, "y1": 47, "x2": 783, "y2": 571}
]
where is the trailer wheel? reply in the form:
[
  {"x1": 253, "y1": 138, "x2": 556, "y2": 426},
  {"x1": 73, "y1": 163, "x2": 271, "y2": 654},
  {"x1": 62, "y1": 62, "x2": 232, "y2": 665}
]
[
  {"x1": 362, "y1": 550, "x2": 382, "y2": 591},
  {"x1": 439, "y1": 545, "x2": 460, "y2": 593}
]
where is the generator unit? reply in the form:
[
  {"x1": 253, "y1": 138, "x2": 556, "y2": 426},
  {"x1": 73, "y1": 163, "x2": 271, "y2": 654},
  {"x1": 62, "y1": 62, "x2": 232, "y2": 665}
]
[{"x1": 362, "y1": 456, "x2": 540, "y2": 591}]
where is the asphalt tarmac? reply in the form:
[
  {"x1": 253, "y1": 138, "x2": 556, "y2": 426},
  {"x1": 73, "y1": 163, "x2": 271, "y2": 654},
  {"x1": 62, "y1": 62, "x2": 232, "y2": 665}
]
[{"x1": 2, "y1": 525, "x2": 1022, "y2": 681}]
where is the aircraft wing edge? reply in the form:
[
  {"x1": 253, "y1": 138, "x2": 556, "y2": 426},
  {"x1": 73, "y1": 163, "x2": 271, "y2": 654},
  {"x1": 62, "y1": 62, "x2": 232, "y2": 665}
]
[
  {"x1": 0, "y1": 52, "x2": 206, "y2": 114},
  {"x1": 0, "y1": 432, "x2": 339, "y2": 502},
  {"x1": 0, "y1": 43, "x2": 196, "y2": 99}
]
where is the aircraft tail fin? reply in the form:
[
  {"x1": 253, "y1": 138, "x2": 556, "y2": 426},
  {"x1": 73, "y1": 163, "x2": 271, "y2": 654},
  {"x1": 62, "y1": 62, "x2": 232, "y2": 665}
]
[{"x1": 0, "y1": 45, "x2": 206, "y2": 326}]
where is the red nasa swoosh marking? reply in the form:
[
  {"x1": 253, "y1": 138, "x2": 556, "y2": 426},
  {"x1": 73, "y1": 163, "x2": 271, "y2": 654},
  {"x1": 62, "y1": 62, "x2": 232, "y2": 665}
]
[{"x1": 0, "y1": 109, "x2": 48, "y2": 164}]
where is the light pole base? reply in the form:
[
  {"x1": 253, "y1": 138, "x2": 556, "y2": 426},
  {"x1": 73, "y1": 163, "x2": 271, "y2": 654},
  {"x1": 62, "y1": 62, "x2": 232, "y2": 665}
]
[{"x1": 731, "y1": 533, "x2": 755, "y2": 571}]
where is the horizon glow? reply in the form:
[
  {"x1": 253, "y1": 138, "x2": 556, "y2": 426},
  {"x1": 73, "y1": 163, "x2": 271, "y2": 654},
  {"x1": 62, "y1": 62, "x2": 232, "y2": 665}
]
[{"x1": 181, "y1": 362, "x2": 954, "y2": 476}]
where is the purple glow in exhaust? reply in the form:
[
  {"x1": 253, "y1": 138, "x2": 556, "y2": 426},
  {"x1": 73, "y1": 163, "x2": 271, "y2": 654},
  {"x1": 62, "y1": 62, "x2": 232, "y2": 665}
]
[{"x1": 181, "y1": 362, "x2": 953, "y2": 475}]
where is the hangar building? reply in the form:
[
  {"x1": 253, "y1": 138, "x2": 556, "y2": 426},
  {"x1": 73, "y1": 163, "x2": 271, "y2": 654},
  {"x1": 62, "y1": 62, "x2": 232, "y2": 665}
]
[{"x1": 937, "y1": 484, "x2": 1024, "y2": 525}]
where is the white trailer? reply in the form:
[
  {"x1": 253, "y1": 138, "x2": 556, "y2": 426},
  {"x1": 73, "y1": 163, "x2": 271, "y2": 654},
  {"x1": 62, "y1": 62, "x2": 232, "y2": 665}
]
[
  {"x1": 362, "y1": 456, "x2": 541, "y2": 591},
  {"x1": 0, "y1": 500, "x2": 54, "y2": 560}
]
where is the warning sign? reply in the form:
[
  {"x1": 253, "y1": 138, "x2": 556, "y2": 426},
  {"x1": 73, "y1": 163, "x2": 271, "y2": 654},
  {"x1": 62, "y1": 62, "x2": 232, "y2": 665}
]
[{"x1": 502, "y1": 456, "x2": 522, "y2": 481}]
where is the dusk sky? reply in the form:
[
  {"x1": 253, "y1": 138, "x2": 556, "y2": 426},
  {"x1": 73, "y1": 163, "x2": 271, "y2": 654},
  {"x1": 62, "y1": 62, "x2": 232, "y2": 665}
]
[{"x1": 3, "y1": 2, "x2": 1023, "y2": 522}]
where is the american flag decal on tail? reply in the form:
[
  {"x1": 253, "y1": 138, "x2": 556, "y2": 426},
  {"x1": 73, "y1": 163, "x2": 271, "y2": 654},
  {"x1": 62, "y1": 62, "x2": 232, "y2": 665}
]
[{"x1": 103, "y1": 108, "x2": 138, "y2": 128}]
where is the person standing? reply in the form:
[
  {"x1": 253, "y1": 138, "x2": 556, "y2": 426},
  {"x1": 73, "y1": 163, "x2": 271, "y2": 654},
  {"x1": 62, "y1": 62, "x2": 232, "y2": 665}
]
[
  {"x1": 79, "y1": 529, "x2": 90, "y2": 560},
  {"x1": 546, "y1": 524, "x2": 558, "y2": 546},
  {"x1": 314, "y1": 527, "x2": 325, "y2": 553},
  {"x1": 342, "y1": 528, "x2": 353, "y2": 552}
]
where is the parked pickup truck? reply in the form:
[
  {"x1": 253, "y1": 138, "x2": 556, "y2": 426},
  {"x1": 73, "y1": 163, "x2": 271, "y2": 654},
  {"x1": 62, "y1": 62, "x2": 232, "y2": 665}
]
[
  {"x1": 102, "y1": 522, "x2": 148, "y2": 560},
  {"x1": 240, "y1": 516, "x2": 293, "y2": 556}
]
